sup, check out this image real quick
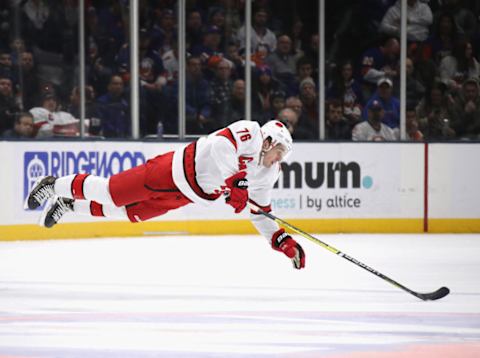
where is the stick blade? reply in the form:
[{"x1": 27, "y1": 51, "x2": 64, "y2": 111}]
[{"x1": 416, "y1": 286, "x2": 450, "y2": 301}]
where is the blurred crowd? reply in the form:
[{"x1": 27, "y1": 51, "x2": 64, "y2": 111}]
[{"x1": 1, "y1": 0, "x2": 480, "y2": 141}]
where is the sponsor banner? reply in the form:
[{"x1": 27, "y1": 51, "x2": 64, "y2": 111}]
[
  {"x1": 1, "y1": 141, "x2": 425, "y2": 227},
  {"x1": 273, "y1": 143, "x2": 424, "y2": 218}
]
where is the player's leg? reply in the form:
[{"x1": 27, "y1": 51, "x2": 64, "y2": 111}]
[
  {"x1": 26, "y1": 174, "x2": 116, "y2": 209},
  {"x1": 40, "y1": 193, "x2": 192, "y2": 228},
  {"x1": 37, "y1": 151, "x2": 193, "y2": 227},
  {"x1": 27, "y1": 162, "x2": 149, "y2": 210},
  {"x1": 39, "y1": 198, "x2": 129, "y2": 228}
]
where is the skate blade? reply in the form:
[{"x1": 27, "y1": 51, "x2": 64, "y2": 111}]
[
  {"x1": 23, "y1": 176, "x2": 45, "y2": 210},
  {"x1": 37, "y1": 196, "x2": 55, "y2": 227}
]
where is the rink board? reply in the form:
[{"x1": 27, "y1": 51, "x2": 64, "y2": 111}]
[{"x1": 0, "y1": 141, "x2": 479, "y2": 240}]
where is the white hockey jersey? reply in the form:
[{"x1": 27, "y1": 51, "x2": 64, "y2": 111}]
[
  {"x1": 172, "y1": 120, "x2": 281, "y2": 242},
  {"x1": 30, "y1": 107, "x2": 87, "y2": 138}
]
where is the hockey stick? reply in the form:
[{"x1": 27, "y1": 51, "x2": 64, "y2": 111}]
[{"x1": 249, "y1": 202, "x2": 450, "y2": 301}]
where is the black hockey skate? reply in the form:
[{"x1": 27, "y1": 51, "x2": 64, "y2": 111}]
[
  {"x1": 26, "y1": 176, "x2": 57, "y2": 210},
  {"x1": 40, "y1": 197, "x2": 74, "y2": 228}
]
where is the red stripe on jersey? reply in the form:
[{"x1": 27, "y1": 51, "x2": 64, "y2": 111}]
[
  {"x1": 249, "y1": 199, "x2": 272, "y2": 214},
  {"x1": 216, "y1": 128, "x2": 237, "y2": 150},
  {"x1": 90, "y1": 201, "x2": 104, "y2": 217},
  {"x1": 34, "y1": 121, "x2": 48, "y2": 128},
  {"x1": 71, "y1": 173, "x2": 90, "y2": 200},
  {"x1": 183, "y1": 142, "x2": 221, "y2": 201}
]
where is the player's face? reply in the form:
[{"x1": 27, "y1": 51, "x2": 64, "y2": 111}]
[{"x1": 262, "y1": 144, "x2": 288, "y2": 167}]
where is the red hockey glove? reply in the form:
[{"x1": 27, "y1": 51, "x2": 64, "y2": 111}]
[
  {"x1": 271, "y1": 228, "x2": 305, "y2": 269},
  {"x1": 225, "y1": 171, "x2": 248, "y2": 213}
]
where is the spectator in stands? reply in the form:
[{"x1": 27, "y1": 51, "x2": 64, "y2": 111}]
[
  {"x1": 360, "y1": 37, "x2": 400, "y2": 96},
  {"x1": 277, "y1": 107, "x2": 296, "y2": 126},
  {"x1": 0, "y1": 4, "x2": 11, "y2": 45},
  {"x1": 190, "y1": 25, "x2": 223, "y2": 60},
  {"x1": 96, "y1": 75, "x2": 130, "y2": 138},
  {"x1": 406, "y1": 57, "x2": 426, "y2": 108},
  {"x1": 34, "y1": 83, "x2": 60, "y2": 112},
  {"x1": 266, "y1": 34, "x2": 301, "y2": 93},
  {"x1": 67, "y1": 85, "x2": 102, "y2": 136},
  {"x1": 186, "y1": 10, "x2": 204, "y2": 50},
  {"x1": 151, "y1": 8, "x2": 176, "y2": 56},
  {"x1": 363, "y1": 78, "x2": 400, "y2": 129},
  {"x1": 85, "y1": 6, "x2": 100, "y2": 46},
  {"x1": 185, "y1": 56, "x2": 212, "y2": 134},
  {"x1": 286, "y1": 95, "x2": 318, "y2": 139},
  {"x1": 285, "y1": 96, "x2": 304, "y2": 121},
  {"x1": 251, "y1": 43, "x2": 270, "y2": 67},
  {"x1": 17, "y1": 51, "x2": 39, "y2": 110},
  {"x1": 222, "y1": 0, "x2": 243, "y2": 36},
  {"x1": 84, "y1": 34, "x2": 114, "y2": 97},
  {"x1": 379, "y1": 0, "x2": 433, "y2": 42},
  {"x1": 161, "y1": 43, "x2": 179, "y2": 85},
  {"x1": 139, "y1": 56, "x2": 164, "y2": 92},
  {"x1": 303, "y1": 33, "x2": 319, "y2": 79},
  {"x1": 283, "y1": 55, "x2": 314, "y2": 97},
  {"x1": 434, "y1": 0, "x2": 477, "y2": 40},
  {"x1": 30, "y1": 92, "x2": 81, "y2": 138},
  {"x1": 208, "y1": 6, "x2": 226, "y2": 37},
  {"x1": 138, "y1": 27, "x2": 165, "y2": 79},
  {"x1": 426, "y1": 12, "x2": 458, "y2": 65},
  {"x1": 139, "y1": 55, "x2": 169, "y2": 136},
  {"x1": 0, "y1": 75, "x2": 19, "y2": 135},
  {"x1": 209, "y1": 59, "x2": 234, "y2": 127},
  {"x1": 86, "y1": 5, "x2": 122, "y2": 67},
  {"x1": 296, "y1": 57, "x2": 314, "y2": 86},
  {"x1": 452, "y1": 77, "x2": 480, "y2": 139},
  {"x1": 416, "y1": 82, "x2": 456, "y2": 139},
  {"x1": 326, "y1": 99, "x2": 352, "y2": 140},
  {"x1": 352, "y1": 0, "x2": 397, "y2": 44},
  {"x1": 326, "y1": 59, "x2": 364, "y2": 127},
  {"x1": 352, "y1": 100, "x2": 398, "y2": 141},
  {"x1": 19, "y1": 0, "x2": 53, "y2": 52},
  {"x1": 236, "y1": 7, "x2": 276, "y2": 54},
  {"x1": 9, "y1": 37, "x2": 26, "y2": 66},
  {"x1": 438, "y1": 39, "x2": 480, "y2": 94},
  {"x1": 406, "y1": 107, "x2": 424, "y2": 140},
  {"x1": 224, "y1": 41, "x2": 244, "y2": 79},
  {"x1": 116, "y1": 28, "x2": 165, "y2": 85},
  {"x1": 281, "y1": 104, "x2": 313, "y2": 140},
  {"x1": 251, "y1": 64, "x2": 283, "y2": 123},
  {"x1": 288, "y1": 16, "x2": 307, "y2": 58},
  {"x1": 21, "y1": 0, "x2": 78, "y2": 72},
  {"x1": 0, "y1": 51, "x2": 15, "y2": 85},
  {"x1": 270, "y1": 90, "x2": 287, "y2": 120},
  {"x1": 298, "y1": 77, "x2": 319, "y2": 139},
  {"x1": 38, "y1": 89, "x2": 58, "y2": 112},
  {"x1": 57, "y1": 0, "x2": 79, "y2": 65},
  {"x1": 2, "y1": 112, "x2": 34, "y2": 138},
  {"x1": 228, "y1": 79, "x2": 245, "y2": 123},
  {"x1": 276, "y1": 107, "x2": 299, "y2": 136},
  {"x1": 407, "y1": 42, "x2": 437, "y2": 90}
]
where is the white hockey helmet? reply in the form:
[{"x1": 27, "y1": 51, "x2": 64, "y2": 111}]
[{"x1": 260, "y1": 120, "x2": 293, "y2": 157}]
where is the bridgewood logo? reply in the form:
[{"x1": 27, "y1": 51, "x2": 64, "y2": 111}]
[{"x1": 23, "y1": 150, "x2": 146, "y2": 209}]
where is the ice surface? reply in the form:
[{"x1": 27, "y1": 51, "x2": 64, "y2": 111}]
[{"x1": 0, "y1": 233, "x2": 479, "y2": 357}]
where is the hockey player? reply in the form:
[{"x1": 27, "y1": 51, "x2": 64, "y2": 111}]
[{"x1": 26, "y1": 120, "x2": 305, "y2": 269}]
